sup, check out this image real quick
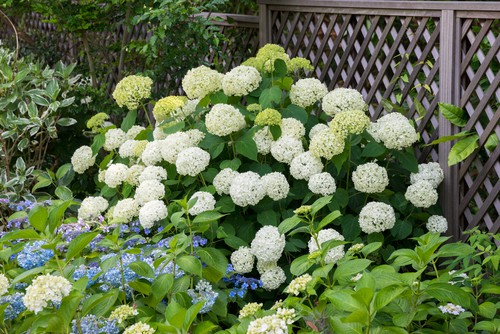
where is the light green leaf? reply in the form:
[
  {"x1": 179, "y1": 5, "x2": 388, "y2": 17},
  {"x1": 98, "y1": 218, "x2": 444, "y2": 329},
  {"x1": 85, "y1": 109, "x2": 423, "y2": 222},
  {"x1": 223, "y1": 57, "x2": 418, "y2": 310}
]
[
  {"x1": 278, "y1": 215, "x2": 302, "y2": 234},
  {"x1": 439, "y1": 103, "x2": 467, "y2": 127},
  {"x1": 55, "y1": 185, "x2": 73, "y2": 200},
  {"x1": 197, "y1": 247, "x2": 228, "y2": 279},
  {"x1": 56, "y1": 117, "x2": 77, "y2": 127},
  {"x1": 290, "y1": 254, "x2": 314, "y2": 276},
  {"x1": 192, "y1": 211, "x2": 226, "y2": 224},
  {"x1": 448, "y1": 134, "x2": 479, "y2": 166},
  {"x1": 28, "y1": 205, "x2": 48, "y2": 232},
  {"x1": 129, "y1": 261, "x2": 155, "y2": 279},
  {"x1": 425, "y1": 131, "x2": 471, "y2": 146},
  {"x1": 177, "y1": 255, "x2": 203, "y2": 277},
  {"x1": 333, "y1": 259, "x2": 371, "y2": 283},
  {"x1": 259, "y1": 86, "x2": 282, "y2": 108},
  {"x1": 66, "y1": 232, "x2": 99, "y2": 262}
]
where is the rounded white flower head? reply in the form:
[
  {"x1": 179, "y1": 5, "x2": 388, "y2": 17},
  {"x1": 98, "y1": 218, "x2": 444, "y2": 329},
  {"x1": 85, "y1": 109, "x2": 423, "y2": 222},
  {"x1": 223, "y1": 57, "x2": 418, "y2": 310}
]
[
  {"x1": 160, "y1": 132, "x2": 194, "y2": 164},
  {"x1": 188, "y1": 191, "x2": 216, "y2": 216},
  {"x1": 71, "y1": 146, "x2": 95, "y2": 174},
  {"x1": 375, "y1": 113, "x2": 418, "y2": 150},
  {"x1": 308, "y1": 123, "x2": 330, "y2": 140},
  {"x1": 139, "y1": 166, "x2": 168, "y2": 183},
  {"x1": 78, "y1": 196, "x2": 109, "y2": 221},
  {"x1": 309, "y1": 128, "x2": 345, "y2": 159},
  {"x1": 352, "y1": 162, "x2": 389, "y2": 193},
  {"x1": 270, "y1": 136, "x2": 304, "y2": 164},
  {"x1": 281, "y1": 118, "x2": 306, "y2": 139},
  {"x1": 405, "y1": 180, "x2": 438, "y2": 208},
  {"x1": 289, "y1": 151, "x2": 324, "y2": 181},
  {"x1": 359, "y1": 202, "x2": 396, "y2": 234},
  {"x1": 439, "y1": 303, "x2": 465, "y2": 316},
  {"x1": 426, "y1": 215, "x2": 448, "y2": 234},
  {"x1": 104, "y1": 163, "x2": 129, "y2": 188},
  {"x1": 185, "y1": 129, "x2": 205, "y2": 146},
  {"x1": 222, "y1": 65, "x2": 262, "y2": 96},
  {"x1": 109, "y1": 305, "x2": 138, "y2": 324},
  {"x1": 261, "y1": 172, "x2": 290, "y2": 200},
  {"x1": 260, "y1": 266, "x2": 286, "y2": 291},
  {"x1": 139, "y1": 200, "x2": 168, "y2": 229},
  {"x1": 230, "y1": 171, "x2": 266, "y2": 207},
  {"x1": 285, "y1": 274, "x2": 312, "y2": 296},
  {"x1": 308, "y1": 228, "x2": 345, "y2": 264},
  {"x1": 175, "y1": 147, "x2": 210, "y2": 176},
  {"x1": 0, "y1": 274, "x2": 9, "y2": 296},
  {"x1": 290, "y1": 78, "x2": 328, "y2": 108},
  {"x1": 182, "y1": 65, "x2": 223, "y2": 100},
  {"x1": 103, "y1": 128, "x2": 127, "y2": 151},
  {"x1": 118, "y1": 140, "x2": 138, "y2": 159},
  {"x1": 134, "y1": 179, "x2": 165, "y2": 206},
  {"x1": 247, "y1": 314, "x2": 288, "y2": 334},
  {"x1": 126, "y1": 165, "x2": 145, "y2": 186},
  {"x1": 230, "y1": 246, "x2": 255, "y2": 274},
  {"x1": 256, "y1": 260, "x2": 278, "y2": 275},
  {"x1": 141, "y1": 141, "x2": 163, "y2": 166},
  {"x1": 410, "y1": 162, "x2": 444, "y2": 188},
  {"x1": 213, "y1": 168, "x2": 239, "y2": 195},
  {"x1": 322, "y1": 88, "x2": 367, "y2": 116},
  {"x1": 23, "y1": 274, "x2": 72, "y2": 314},
  {"x1": 251, "y1": 226, "x2": 286, "y2": 263},
  {"x1": 113, "y1": 198, "x2": 140, "y2": 223},
  {"x1": 239, "y1": 302, "x2": 263, "y2": 319},
  {"x1": 205, "y1": 104, "x2": 246, "y2": 137},
  {"x1": 308, "y1": 172, "x2": 336, "y2": 196},
  {"x1": 112, "y1": 75, "x2": 153, "y2": 110},
  {"x1": 123, "y1": 321, "x2": 155, "y2": 334},
  {"x1": 253, "y1": 127, "x2": 274, "y2": 155},
  {"x1": 329, "y1": 109, "x2": 371, "y2": 137}
]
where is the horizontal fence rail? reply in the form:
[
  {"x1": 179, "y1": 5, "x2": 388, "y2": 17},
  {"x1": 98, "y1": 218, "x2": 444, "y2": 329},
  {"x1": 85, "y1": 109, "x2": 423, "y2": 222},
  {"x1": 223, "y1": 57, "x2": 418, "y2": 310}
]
[{"x1": 258, "y1": 0, "x2": 500, "y2": 240}]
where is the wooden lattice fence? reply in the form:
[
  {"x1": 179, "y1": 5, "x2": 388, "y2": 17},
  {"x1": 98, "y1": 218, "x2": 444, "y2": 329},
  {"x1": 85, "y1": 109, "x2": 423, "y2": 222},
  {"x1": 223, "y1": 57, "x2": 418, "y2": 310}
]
[{"x1": 258, "y1": 0, "x2": 500, "y2": 240}]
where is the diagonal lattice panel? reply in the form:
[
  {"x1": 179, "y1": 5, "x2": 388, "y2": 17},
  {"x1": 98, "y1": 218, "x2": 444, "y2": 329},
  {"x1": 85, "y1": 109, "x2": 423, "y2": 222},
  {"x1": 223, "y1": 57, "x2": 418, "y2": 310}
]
[{"x1": 458, "y1": 18, "x2": 500, "y2": 236}]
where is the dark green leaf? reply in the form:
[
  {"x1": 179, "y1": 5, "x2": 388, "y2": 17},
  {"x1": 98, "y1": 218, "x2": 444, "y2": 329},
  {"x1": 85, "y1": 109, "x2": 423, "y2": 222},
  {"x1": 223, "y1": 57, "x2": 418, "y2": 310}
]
[
  {"x1": 82, "y1": 290, "x2": 119, "y2": 317},
  {"x1": 129, "y1": 261, "x2": 155, "y2": 279},
  {"x1": 281, "y1": 104, "x2": 308, "y2": 124},
  {"x1": 66, "y1": 232, "x2": 99, "y2": 261},
  {"x1": 259, "y1": 86, "x2": 282, "y2": 108},
  {"x1": 278, "y1": 215, "x2": 302, "y2": 234},
  {"x1": 425, "y1": 131, "x2": 471, "y2": 146},
  {"x1": 196, "y1": 247, "x2": 228, "y2": 280},
  {"x1": 120, "y1": 110, "x2": 137, "y2": 132},
  {"x1": 55, "y1": 186, "x2": 73, "y2": 200},
  {"x1": 393, "y1": 149, "x2": 418, "y2": 173},
  {"x1": 391, "y1": 220, "x2": 413, "y2": 240},
  {"x1": 177, "y1": 255, "x2": 203, "y2": 277},
  {"x1": 56, "y1": 118, "x2": 77, "y2": 127},
  {"x1": 273, "y1": 59, "x2": 288, "y2": 77},
  {"x1": 290, "y1": 254, "x2": 314, "y2": 276},
  {"x1": 361, "y1": 141, "x2": 386, "y2": 157},
  {"x1": 193, "y1": 211, "x2": 226, "y2": 224}
]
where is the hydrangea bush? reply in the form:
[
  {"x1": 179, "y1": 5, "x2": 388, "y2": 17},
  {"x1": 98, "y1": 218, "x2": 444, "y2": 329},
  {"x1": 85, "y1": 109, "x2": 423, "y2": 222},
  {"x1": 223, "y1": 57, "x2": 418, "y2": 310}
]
[{"x1": 0, "y1": 44, "x2": 498, "y2": 333}]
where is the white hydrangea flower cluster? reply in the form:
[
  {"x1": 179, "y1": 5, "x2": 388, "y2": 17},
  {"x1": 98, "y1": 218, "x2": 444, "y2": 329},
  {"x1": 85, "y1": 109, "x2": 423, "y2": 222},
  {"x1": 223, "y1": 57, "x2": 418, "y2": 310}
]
[
  {"x1": 309, "y1": 128, "x2": 344, "y2": 159},
  {"x1": 71, "y1": 146, "x2": 95, "y2": 174},
  {"x1": 426, "y1": 215, "x2": 448, "y2": 234},
  {"x1": 308, "y1": 172, "x2": 336, "y2": 196},
  {"x1": 0, "y1": 273, "x2": 9, "y2": 296},
  {"x1": 23, "y1": 274, "x2": 72, "y2": 314},
  {"x1": 126, "y1": 165, "x2": 145, "y2": 186},
  {"x1": 139, "y1": 166, "x2": 168, "y2": 183},
  {"x1": 308, "y1": 123, "x2": 329, "y2": 140},
  {"x1": 260, "y1": 266, "x2": 287, "y2": 291},
  {"x1": 230, "y1": 246, "x2": 255, "y2": 274},
  {"x1": 351, "y1": 162, "x2": 389, "y2": 193},
  {"x1": 289, "y1": 78, "x2": 328, "y2": 108},
  {"x1": 213, "y1": 168, "x2": 238, "y2": 195},
  {"x1": 134, "y1": 180, "x2": 165, "y2": 205},
  {"x1": 104, "y1": 163, "x2": 129, "y2": 188},
  {"x1": 175, "y1": 147, "x2": 210, "y2": 176},
  {"x1": 109, "y1": 305, "x2": 138, "y2": 324},
  {"x1": 369, "y1": 113, "x2": 418, "y2": 150},
  {"x1": 276, "y1": 308, "x2": 296, "y2": 325},
  {"x1": 270, "y1": 136, "x2": 304, "y2": 164},
  {"x1": 322, "y1": 88, "x2": 368, "y2": 116},
  {"x1": 405, "y1": 180, "x2": 438, "y2": 208},
  {"x1": 126, "y1": 125, "x2": 145, "y2": 140},
  {"x1": 329, "y1": 109, "x2": 371, "y2": 137},
  {"x1": 205, "y1": 104, "x2": 246, "y2": 137},
  {"x1": 410, "y1": 162, "x2": 444, "y2": 188},
  {"x1": 141, "y1": 141, "x2": 163, "y2": 166},
  {"x1": 113, "y1": 198, "x2": 140, "y2": 223},
  {"x1": 182, "y1": 65, "x2": 223, "y2": 100},
  {"x1": 229, "y1": 171, "x2": 266, "y2": 207},
  {"x1": 78, "y1": 196, "x2": 109, "y2": 221},
  {"x1": 247, "y1": 314, "x2": 288, "y2": 334},
  {"x1": 153, "y1": 126, "x2": 168, "y2": 140},
  {"x1": 253, "y1": 127, "x2": 274, "y2": 155},
  {"x1": 261, "y1": 172, "x2": 290, "y2": 200},
  {"x1": 179, "y1": 99, "x2": 199, "y2": 120},
  {"x1": 438, "y1": 303, "x2": 465, "y2": 316},
  {"x1": 188, "y1": 191, "x2": 216, "y2": 216},
  {"x1": 358, "y1": 202, "x2": 396, "y2": 234},
  {"x1": 160, "y1": 132, "x2": 195, "y2": 164},
  {"x1": 138, "y1": 200, "x2": 168, "y2": 229},
  {"x1": 112, "y1": 75, "x2": 153, "y2": 110},
  {"x1": 251, "y1": 226, "x2": 286, "y2": 263},
  {"x1": 185, "y1": 129, "x2": 205, "y2": 146},
  {"x1": 281, "y1": 118, "x2": 305, "y2": 139},
  {"x1": 103, "y1": 128, "x2": 127, "y2": 151},
  {"x1": 290, "y1": 151, "x2": 324, "y2": 181},
  {"x1": 308, "y1": 229, "x2": 345, "y2": 264},
  {"x1": 119, "y1": 140, "x2": 138, "y2": 158},
  {"x1": 222, "y1": 65, "x2": 262, "y2": 96},
  {"x1": 285, "y1": 274, "x2": 312, "y2": 295},
  {"x1": 239, "y1": 302, "x2": 263, "y2": 318},
  {"x1": 123, "y1": 322, "x2": 155, "y2": 334}
]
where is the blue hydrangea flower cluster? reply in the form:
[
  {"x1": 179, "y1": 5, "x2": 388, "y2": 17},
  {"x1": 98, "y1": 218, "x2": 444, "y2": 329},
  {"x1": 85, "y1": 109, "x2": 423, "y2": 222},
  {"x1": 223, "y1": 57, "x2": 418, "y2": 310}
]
[
  {"x1": 187, "y1": 280, "x2": 218, "y2": 314},
  {"x1": 16, "y1": 240, "x2": 54, "y2": 270},
  {"x1": 73, "y1": 263, "x2": 101, "y2": 287},
  {"x1": 0, "y1": 292, "x2": 26, "y2": 320},
  {"x1": 224, "y1": 264, "x2": 263, "y2": 298},
  {"x1": 6, "y1": 216, "x2": 29, "y2": 230},
  {"x1": 71, "y1": 315, "x2": 120, "y2": 334},
  {"x1": 58, "y1": 220, "x2": 92, "y2": 242}
]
